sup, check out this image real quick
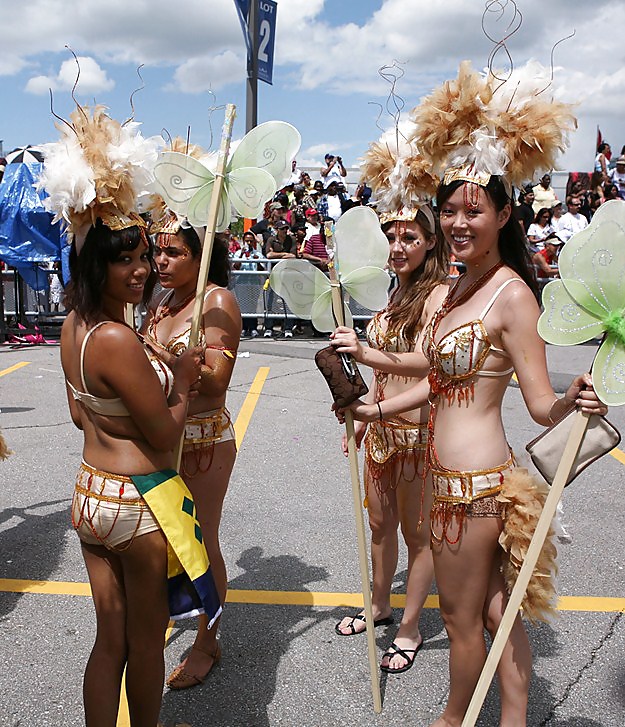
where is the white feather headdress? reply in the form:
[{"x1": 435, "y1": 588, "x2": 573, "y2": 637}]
[{"x1": 38, "y1": 105, "x2": 163, "y2": 251}]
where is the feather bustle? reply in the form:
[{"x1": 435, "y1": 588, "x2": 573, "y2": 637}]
[{"x1": 497, "y1": 468, "x2": 558, "y2": 624}]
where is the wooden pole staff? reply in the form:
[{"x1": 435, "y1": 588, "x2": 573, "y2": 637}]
[
  {"x1": 174, "y1": 103, "x2": 237, "y2": 469},
  {"x1": 325, "y1": 222, "x2": 382, "y2": 714},
  {"x1": 461, "y1": 410, "x2": 590, "y2": 726}
]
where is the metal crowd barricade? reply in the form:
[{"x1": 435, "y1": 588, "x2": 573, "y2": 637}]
[
  {"x1": 229, "y1": 257, "x2": 378, "y2": 327},
  {"x1": 1, "y1": 259, "x2": 467, "y2": 341}
]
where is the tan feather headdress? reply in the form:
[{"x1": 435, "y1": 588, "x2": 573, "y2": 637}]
[
  {"x1": 38, "y1": 105, "x2": 163, "y2": 251},
  {"x1": 360, "y1": 119, "x2": 439, "y2": 232},
  {"x1": 409, "y1": 59, "x2": 577, "y2": 194}
]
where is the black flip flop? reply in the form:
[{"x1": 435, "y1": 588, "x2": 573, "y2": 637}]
[
  {"x1": 334, "y1": 612, "x2": 394, "y2": 636},
  {"x1": 380, "y1": 640, "x2": 423, "y2": 673}
]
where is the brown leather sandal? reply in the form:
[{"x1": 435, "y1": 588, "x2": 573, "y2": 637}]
[{"x1": 166, "y1": 642, "x2": 222, "y2": 690}]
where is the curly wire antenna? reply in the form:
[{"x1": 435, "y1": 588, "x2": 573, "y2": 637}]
[
  {"x1": 186, "y1": 126, "x2": 191, "y2": 155},
  {"x1": 370, "y1": 60, "x2": 410, "y2": 153},
  {"x1": 482, "y1": 0, "x2": 523, "y2": 94},
  {"x1": 368, "y1": 102, "x2": 386, "y2": 135},
  {"x1": 535, "y1": 30, "x2": 576, "y2": 96},
  {"x1": 161, "y1": 128, "x2": 173, "y2": 149},
  {"x1": 123, "y1": 64, "x2": 145, "y2": 126},
  {"x1": 65, "y1": 45, "x2": 89, "y2": 123},
  {"x1": 48, "y1": 89, "x2": 77, "y2": 136},
  {"x1": 205, "y1": 88, "x2": 226, "y2": 151}
]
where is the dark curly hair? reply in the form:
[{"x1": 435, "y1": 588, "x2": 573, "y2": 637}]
[
  {"x1": 436, "y1": 177, "x2": 538, "y2": 299},
  {"x1": 64, "y1": 221, "x2": 158, "y2": 324},
  {"x1": 176, "y1": 227, "x2": 231, "y2": 288}
]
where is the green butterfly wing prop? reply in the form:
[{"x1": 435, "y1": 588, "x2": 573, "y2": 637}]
[
  {"x1": 153, "y1": 121, "x2": 302, "y2": 231},
  {"x1": 537, "y1": 199, "x2": 625, "y2": 405},
  {"x1": 269, "y1": 206, "x2": 390, "y2": 332}
]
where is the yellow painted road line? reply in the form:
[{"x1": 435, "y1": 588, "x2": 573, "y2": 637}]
[
  {"x1": 0, "y1": 578, "x2": 90, "y2": 595},
  {"x1": 116, "y1": 674, "x2": 130, "y2": 727},
  {"x1": 233, "y1": 366, "x2": 270, "y2": 449},
  {"x1": 3, "y1": 579, "x2": 624, "y2": 614},
  {"x1": 0, "y1": 361, "x2": 31, "y2": 377},
  {"x1": 609, "y1": 446, "x2": 625, "y2": 466}
]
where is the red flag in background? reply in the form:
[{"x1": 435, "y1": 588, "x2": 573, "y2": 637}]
[{"x1": 597, "y1": 126, "x2": 612, "y2": 160}]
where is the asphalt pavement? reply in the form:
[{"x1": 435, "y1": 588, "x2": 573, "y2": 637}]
[{"x1": 0, "y1": 336, "x2": 624, "y2": 727}]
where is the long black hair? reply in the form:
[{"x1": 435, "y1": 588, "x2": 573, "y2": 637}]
[
  {"x1": 65, "y1": 220, "x2": 158, "y2": 324},
  {"x1": 177, "y1": 226, "x2": 231, "y2": 288},
  {"x1": 436, "y1": 177, "x2": 538, "y2": 299}
]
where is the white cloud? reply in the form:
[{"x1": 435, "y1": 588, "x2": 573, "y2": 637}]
[
  {"x1": 170, "y1": 51, "x2": 246, "y2": 94},
  {"x1": 25, "y1": 56, "x2": 114, "y2": 95},
  {"x1": 3, "y1": 0, "x2": 625, "y2": 172}
]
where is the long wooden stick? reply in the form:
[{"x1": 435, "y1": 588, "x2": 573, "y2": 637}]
[
  {"x1": 326, "y1": 223, "x2": 382, "y2": 714},
  {"x1": 461, "y1": 410, "x2": 591, "y2": 726},
  {"x1": 174, "y1": 104, "x2": 237, "y2": 469}
]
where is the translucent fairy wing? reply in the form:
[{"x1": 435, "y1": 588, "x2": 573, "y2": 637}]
[
  {"x1": 342, "y1": 267, "x2": 391, "y2": 312},
  {"x1": 229, "y1": 121, "x2": 301, "y2": 187},
  {"x1": 333, "y1": 206, "x2": 389, "y2": 276},
  {"x1": 153, "y1": 152, "x2": 212, "y2": 215},
  {"x1": 311, "y1": 290, "x2": 353, "y2": 332},
  {"x1": 558, "y1": 199, "x2": 625, "y2": 318},
  {"x1": 269, "y1": 259, "x2": 330, "y2": 318},
  {"x1": 185, "y1": 180, "x2": 232, "y2": 231},
  {"x1": 591, "y1": 333, "x2": 625, "y2": 406},
  {"x1": 538, "y1": 280, "x2": 604, "y2": 345},
  {"x1": 226, "y1": 167, "x2": 277, "y2": 220}
]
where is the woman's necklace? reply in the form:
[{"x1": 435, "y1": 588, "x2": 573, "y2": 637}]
[
  {"x1": 152, "y1": 289, "x2": 195, "y2": 327},
  {"x1": 432, "y1": 259, "x2": 504, "y2": 336}
]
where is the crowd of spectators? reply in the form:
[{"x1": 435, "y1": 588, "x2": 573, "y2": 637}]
[
  {"x1": 513, "y1": 142, "x2": 625, "y2": 287},
  {"x1": 226, "y1": 154, "x2": 372, "y2": 338},
  {"x1": 225, "y1": 140, "x2": 625, "y2": 335}
]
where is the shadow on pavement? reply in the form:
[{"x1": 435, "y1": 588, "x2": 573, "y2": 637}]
[
  {"x1": 0, "y1": 499, "x2": 70, "y2": 619},
  {"x1": 159, "y1": 546, "x2": 330, "y2": 727}
]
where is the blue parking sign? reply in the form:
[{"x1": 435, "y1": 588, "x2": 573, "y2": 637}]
[
  {"x1": 257, "y1": 1, "x2": 277, "y2": 85},
  {"x1": 234, "y1": 0, "x2": 277, "y2": 86}
]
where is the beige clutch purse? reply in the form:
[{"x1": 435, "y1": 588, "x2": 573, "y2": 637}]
[{"x1": 526, "y1": 409, "x2": 621, "y2": 487}]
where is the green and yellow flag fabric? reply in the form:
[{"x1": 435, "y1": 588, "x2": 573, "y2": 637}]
[{"x1": 131, "y1": 469, "x2": 222, "y2": 627}]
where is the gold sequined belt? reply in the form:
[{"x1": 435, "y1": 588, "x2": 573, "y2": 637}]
[
  {"x1": 431, "y1": 455, "x2": 515, "y2": 504},
  {"x1": 75, "y1": 462, "x2": 145, "y2": 505}
]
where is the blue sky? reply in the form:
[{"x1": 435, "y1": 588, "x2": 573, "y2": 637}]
[{"x1": 2, "y1": 0, "x2": 624, "y2": 178}]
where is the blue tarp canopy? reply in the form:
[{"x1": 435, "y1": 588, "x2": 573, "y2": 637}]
[{"x1": 0, "y1": 162, "x2": 65, "y2": 290}]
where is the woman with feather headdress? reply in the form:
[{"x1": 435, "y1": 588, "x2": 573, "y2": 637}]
[
  {"x1": 333, "y1": 122, "x2": 450, "y2": 674},
  {"x1": 39, "y1": 105, "x2": 209, "y2": 726},
  {"x1": 333, "y1": 59, "x2": 606, "y2": 725}
]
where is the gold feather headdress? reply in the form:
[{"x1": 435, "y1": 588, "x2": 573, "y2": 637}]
[
  {"x1": 409, "y1": 59, "x2": 577, "y2": 195},
  {"x1": 360, "y1": 119, "x2": 439, "y2": 233},
  {"x1": 38, "y1": 105, "x2": 163, "y2": 251}
]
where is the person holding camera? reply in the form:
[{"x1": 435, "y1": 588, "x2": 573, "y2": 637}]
[{"x1": 321, "y1": 152, "x2": 347, "y2": 187}]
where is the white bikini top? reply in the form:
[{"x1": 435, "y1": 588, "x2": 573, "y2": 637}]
[
  {"x1": 424, "y1": 278, "x2": 524, "y2": 382},
  {"x1": 66, "y1": 321, "x2": 174, "y2": 417}
]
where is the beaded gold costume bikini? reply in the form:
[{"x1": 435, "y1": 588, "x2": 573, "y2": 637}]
[
  {"x1": 69, "y1": 321, "x2": 174, "y2": 550},
  {"x1": 148, "y1": 288, "x2": 237, "y2": 477},
  {"x1": 423, "y1": 263, "x2": 525, "y2": 542},
  {"x1": 364, "y1": 309, "x2": 428, "y2": 507}
]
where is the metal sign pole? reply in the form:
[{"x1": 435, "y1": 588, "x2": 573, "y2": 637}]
[{"x1": 246, "y1": 0, "x2": 258, "y2": 133}]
